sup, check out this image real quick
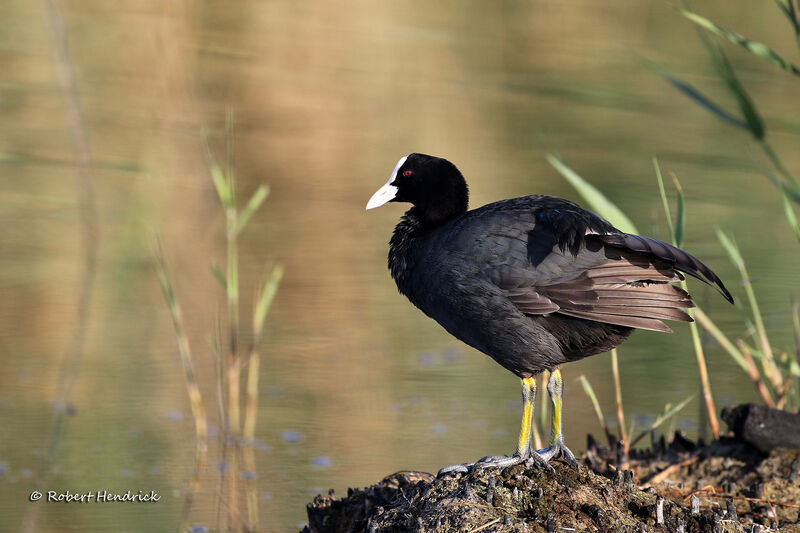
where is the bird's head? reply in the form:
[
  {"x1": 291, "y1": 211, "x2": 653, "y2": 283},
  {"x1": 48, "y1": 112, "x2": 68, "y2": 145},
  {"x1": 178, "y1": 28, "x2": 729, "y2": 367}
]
[{"x1": 366, "y1": 153, "x2": 469, "y2": 226}]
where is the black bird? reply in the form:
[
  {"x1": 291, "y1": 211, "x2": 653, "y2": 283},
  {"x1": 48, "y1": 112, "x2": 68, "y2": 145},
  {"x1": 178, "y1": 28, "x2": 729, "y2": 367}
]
[{"x1": 367, "y1": 153, "x2": 733, "y2": 475}]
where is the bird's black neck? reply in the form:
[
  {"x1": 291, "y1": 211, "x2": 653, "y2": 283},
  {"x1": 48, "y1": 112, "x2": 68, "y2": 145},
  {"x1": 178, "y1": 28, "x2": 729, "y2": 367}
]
[
  {"x1": 388, "y1": 188, "x2": 468, "y2": 301},
  {"x1": 388, "y1": 210, "x2": 423, "y2": 298}
]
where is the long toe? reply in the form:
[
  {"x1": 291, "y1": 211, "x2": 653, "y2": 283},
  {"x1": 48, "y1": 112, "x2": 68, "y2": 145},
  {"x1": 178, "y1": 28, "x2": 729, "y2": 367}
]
[
  {"x1": 437, "y1": 455, "x2": 525, "y2": 477},
  {"x1": 437, "y1": 462, "x2": 471, "y2": 477},
  {"x1": 471, "y1": 453, "x2": 527, "y2": 472},
  {"x1": 537, "y1": 439, "x2": 579, "y2": 469},
  {"x1": 524, "y1": 449, "x2": 556, "y2": 473}
]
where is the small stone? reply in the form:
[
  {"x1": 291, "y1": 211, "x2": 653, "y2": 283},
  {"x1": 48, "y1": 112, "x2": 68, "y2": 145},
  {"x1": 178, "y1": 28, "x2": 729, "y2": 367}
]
[
  {"x1": 675, "y1": 517, "x2": 685, "y2": 533},
  {"x1": 656, "y1": 496, "x2": 665, "y2": 524},
  {"x1": 690, "y1": 494, "x2": 700, "y2": 514}
]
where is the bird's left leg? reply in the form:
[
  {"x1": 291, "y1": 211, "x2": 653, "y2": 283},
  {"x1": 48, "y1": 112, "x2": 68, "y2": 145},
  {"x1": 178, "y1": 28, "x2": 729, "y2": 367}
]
[{"x1": 538, "y1": 368, "x2": 578, "y2": 468}]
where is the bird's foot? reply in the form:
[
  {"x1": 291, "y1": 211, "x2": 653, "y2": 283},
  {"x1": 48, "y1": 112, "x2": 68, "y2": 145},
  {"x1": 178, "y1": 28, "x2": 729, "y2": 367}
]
[
  {"x1": 537, "y1": 437, "x2": 578, "y2": 469},
  {"x1": 437, "y1": 449, "x2": 554, "y2": 477}
]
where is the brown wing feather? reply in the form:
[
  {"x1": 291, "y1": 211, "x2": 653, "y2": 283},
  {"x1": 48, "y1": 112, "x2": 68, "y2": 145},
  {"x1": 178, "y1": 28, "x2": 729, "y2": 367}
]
[
  {"x1": 504, "y1": 255, "x2": 695, "y2": 333},
  {"x1": 554, "y1": 309, "x2": 675, "y2": 333},
  {"x1": 549, "y1": 256, "x2": 694, "y2": 331},
  {"x1": 506, "y1": 291, "x2": 560, "y2": 314}
]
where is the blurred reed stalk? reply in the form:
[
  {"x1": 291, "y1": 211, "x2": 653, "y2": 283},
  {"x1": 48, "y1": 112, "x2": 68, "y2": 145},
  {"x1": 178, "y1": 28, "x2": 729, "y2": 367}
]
[
  {"x1": 663, "y1": 5, "x2": 800, "y2": 237},
  {"x1": 22, "y1": 1, "x2": 98, "y2": 532},
  {"x1": 201, "y1": 111, "x2": 279, "y2": 533},
  {"x1": 242, "y1": 264, "x2": 284, "y2": 528},
  {"x1": 154, "y1": 241, "x2": 208, "y2": 533},
  {"x1": 156, "y1": 113, "x2": 279, "y2": 533}
]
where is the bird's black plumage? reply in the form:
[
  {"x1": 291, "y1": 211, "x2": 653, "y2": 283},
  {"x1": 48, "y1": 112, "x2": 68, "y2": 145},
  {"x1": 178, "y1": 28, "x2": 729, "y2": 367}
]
[{"x1": 373, "y1": 153, "x2": 732, "y2": 378}]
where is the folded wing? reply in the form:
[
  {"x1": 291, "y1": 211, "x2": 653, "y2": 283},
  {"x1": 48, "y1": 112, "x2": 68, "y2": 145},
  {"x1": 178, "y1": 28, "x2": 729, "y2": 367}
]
[{"x1": 488, "y1": 204, "x2": 732, "y2": 333}]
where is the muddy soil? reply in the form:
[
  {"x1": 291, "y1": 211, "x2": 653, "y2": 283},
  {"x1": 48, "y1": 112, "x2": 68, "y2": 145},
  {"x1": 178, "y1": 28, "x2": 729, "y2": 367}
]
[{"x1": 304, "y1": 434, "x2": 800, "y2": 532}]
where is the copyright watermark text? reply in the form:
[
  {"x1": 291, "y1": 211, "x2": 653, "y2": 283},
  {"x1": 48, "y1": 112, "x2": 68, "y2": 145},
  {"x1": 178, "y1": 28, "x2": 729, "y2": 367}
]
[{"x1": 29, "y1": 490, "x2": 161, "y2": 503}]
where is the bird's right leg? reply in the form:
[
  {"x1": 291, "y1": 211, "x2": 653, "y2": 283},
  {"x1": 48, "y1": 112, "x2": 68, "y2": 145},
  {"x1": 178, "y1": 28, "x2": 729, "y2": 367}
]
[
  {"x1": 537, "y1": 368, "x2": 578, "y2": 468},
  {"x1": 437, "y1": 376, "x2": 552, "y2": 476}
]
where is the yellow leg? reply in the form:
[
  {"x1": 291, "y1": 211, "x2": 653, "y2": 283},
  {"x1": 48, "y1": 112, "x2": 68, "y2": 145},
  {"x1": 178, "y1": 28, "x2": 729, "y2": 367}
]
[
  {"x1": 516, "y1": 377, "x2": 536, "y2": 456},
  {"x1": 540, "y1": 368, "x2": 578, "y2": 468},
  {"x1": 437, "y1": 375, "x2": 553, "y2": 476},
  {"x1": 548, "y1": 369, "x2": 564, "y2": 446}
]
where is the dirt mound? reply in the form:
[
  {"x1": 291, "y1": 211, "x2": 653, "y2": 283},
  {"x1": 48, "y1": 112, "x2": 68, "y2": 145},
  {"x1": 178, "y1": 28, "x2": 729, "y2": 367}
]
[{"x1": 304, "y1": 437, "x2": 800, "y2": 532}]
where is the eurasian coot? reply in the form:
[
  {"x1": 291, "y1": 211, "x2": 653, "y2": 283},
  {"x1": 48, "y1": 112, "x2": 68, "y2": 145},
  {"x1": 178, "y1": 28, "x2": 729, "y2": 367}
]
[{"x1": 367, "y1": 153, "x2": 732, "y2": 475}]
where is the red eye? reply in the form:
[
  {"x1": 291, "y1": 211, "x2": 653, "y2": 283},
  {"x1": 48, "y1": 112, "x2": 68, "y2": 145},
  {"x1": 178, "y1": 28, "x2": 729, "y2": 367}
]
[{"x1": 402, "y1": 170, "x2": 413, "y2": 177}]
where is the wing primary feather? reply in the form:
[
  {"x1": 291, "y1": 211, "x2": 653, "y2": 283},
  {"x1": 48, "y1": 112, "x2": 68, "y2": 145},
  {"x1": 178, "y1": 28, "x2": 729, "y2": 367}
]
[
  {"x1": 556, "y1": 309, "x2": 675, "y2": 333},
  {"x1": 599, "y1": 233, "x2": 734, "y2": 303}
]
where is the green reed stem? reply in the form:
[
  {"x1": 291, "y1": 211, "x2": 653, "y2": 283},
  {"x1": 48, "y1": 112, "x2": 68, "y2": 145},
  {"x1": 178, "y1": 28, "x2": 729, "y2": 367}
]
[{"x1": 610, "y1": 349, "x2": 628, "y2": 454}]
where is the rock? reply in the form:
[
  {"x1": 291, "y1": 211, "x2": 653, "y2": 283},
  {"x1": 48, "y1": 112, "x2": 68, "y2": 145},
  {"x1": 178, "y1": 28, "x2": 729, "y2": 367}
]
[{"x1": 721, "y1": 403, "x2": 800, "y2": 453}]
